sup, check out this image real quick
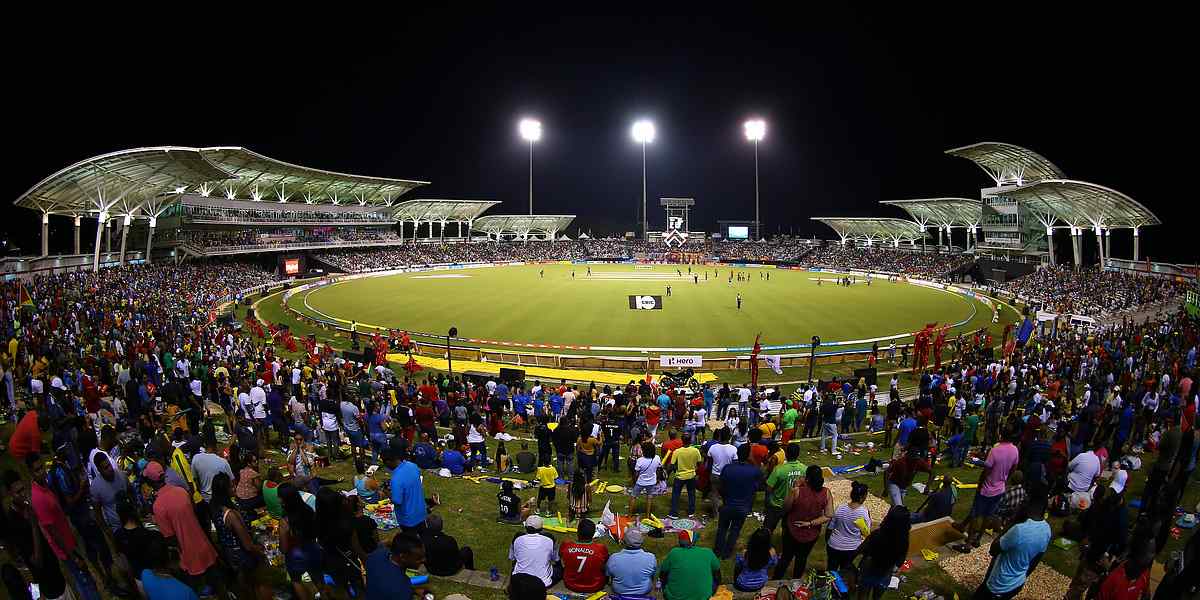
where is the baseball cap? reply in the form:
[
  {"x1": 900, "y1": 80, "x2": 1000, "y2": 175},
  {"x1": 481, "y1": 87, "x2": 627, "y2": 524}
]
[
  {"x1": 524, "y1": 515, "x2": 543, "y2": 530},
  {"x1": 143, "y1": 461, "x2": 165, "y2": 482},
  {"x1": 1110, "y1": 468, "x2": 1128, "y2": 494},
  {"x1": 623, "y1": 528, "x2": 644, "y2": 548}
]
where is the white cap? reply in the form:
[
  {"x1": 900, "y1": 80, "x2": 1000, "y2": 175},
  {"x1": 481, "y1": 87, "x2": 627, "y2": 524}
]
[
  {"x1": 524, "y1": 515, "x2": 543, "y2": 530},
  {"x1": 1110, "y1": 469, "x2": 1128, "y2": 494}
]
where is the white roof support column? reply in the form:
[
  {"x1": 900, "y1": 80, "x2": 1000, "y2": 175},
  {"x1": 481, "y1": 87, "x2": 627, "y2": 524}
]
[
  {"x1": 74, "y1": 215, "x2": 81, "y2": 255},
  {"x1": 119, "y1": 214, "x2": 132, "y2": 266},
  {"x1": 92, "y1": 211, "x2": 108, "y2": 271},
  {"x1": 1133, "y1": 227, "x2": 1140, "y2": 262},
  {"x1": 41, "y1": 212, "x2": 49, "y2": 257}
]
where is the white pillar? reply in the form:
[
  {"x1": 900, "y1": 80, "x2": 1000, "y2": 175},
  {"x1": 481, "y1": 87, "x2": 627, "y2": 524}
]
[
  {"x1": 439, "y1": 219, "x2": 446, "y2": 243},
  {"x1": 1104, "y1": 229, "x2": 1111, "y2": 264},
  {"x1": 105, "y1": 219, "x2": 113, "y2": 254},
  {"x1": 1071, "y1": 227, "x2": 1083, "y2": 270},
  {"x1": 41, "y1": 213, "x2": 49, "y2": 257},
  {"x1": 1133, "y1": 227, "x2": 1140, "y2": 262},
  {"x1": 399, "y1": 220, "x2": 405, "y2": 243},
  {"x1": 937, "y1": 227, "x2": 943, "y2": 251},
  {"x1": 92, "y1": 212, "x2": 108, "y2": 271},
  {"x1": 74, "y1": 216, "x2": 81, "y2": 255},
  {"x1": 1094, "y1": 226, "x2": 1104, "y2": 267},
  {"x1": 145, "y1": 217, "x2": 156, "y2": 265},
  {"x1": 119, "y1": 214, "x2": 131, "y2": 266},
  {"x1": 1046, "y1": 227, "x2": 1056, "y2": 266}
]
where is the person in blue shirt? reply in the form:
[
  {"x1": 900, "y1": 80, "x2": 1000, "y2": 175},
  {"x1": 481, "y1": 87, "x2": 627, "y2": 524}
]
[
  {"x1": 897, "y1": 411, "x2": 919, "y2": 449},
  {"x1": 364, "y1": 532, "x2": 425, "y2": 600},
  {"x1": 383, "y1": 445, "x2": 428, "y2": 533},
  {"x1": 141, "y1": 535, "x2": 199, "y2": 600},
  {"x1": 366, "y1": 402, "x2": 391, "y2": 462},
  {"x1": 978, "y1": 496, "x2": 1050, "y2": 599},
  {"x1": 531, "y1": 396, "x2": 545, "y2": 421},
  {"x1": 411, "y1": 434, "x2": 439, "y2": 470},
  {"x1": 441, "y1": 445, "x2": 466, "y2": 475},
  {"x1": 1115, "y1": 402, "x2": 1134, "y2": 452},
  {"x1": 702, "y1": 385, "x2": 715, "y2": 415},
  {"x1": 713, "y1": 444, "x2": 761, "y2": 559},
  {"x1": 549, "y1": 393, "x2": 564, "y2": 418},
  {"x1": 657, "y1": 392, "x2": 671, "y2": 413}
]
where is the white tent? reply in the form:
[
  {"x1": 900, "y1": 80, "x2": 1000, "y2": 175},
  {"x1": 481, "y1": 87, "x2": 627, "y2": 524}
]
[{"x1": 558, "y1": 233, "x2": 573, "y2": 241}]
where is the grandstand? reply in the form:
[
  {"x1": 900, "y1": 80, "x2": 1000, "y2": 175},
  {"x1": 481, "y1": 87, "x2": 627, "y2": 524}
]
[{"x1": 6, "y1": 146, "x2": 574, "y2": 277}]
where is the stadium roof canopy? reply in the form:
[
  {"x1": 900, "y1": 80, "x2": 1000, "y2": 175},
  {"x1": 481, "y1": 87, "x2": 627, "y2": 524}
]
[
  {"x1": 811, "y1": 217, "x2": 924, "y2": 244},
  {"x1": 197, "y1": 147, "x2": 427, "y2": 206},
  {"x1": 473, "y1": 215, "x2": 576, "y2": 238},
  {"x1": 390, "y1": 199, "x2": 500, "y2": 223},
  {"x1": 944, "y1": 142, "x2": 1065, "y2": 186},
  {"x1": 14, "y1": 146, "x2": 429, "y2": 220},
  {"x1": 14, "y1": 147, "x2": 234, "y2": 218},
  {"x1": 879, "y1": 197, "x2": 983, "y2": 229},
  {"x1": 991, "y1": 179, "x2": 1161, "y2": 230}
]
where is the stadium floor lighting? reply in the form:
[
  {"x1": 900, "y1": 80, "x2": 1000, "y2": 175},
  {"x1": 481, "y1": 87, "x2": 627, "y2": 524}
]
[
  {"x1": 631, "y1": 120, "x2": 655, "y2": 239},
  {"x1": 744, "y1": 118, "x2": 766, "y2": 239},
  {"x1": 518, "y1": 118, "x2": 542, "y2": 214}
]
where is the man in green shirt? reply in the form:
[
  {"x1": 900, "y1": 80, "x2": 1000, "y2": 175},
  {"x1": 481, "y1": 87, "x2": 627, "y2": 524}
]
[
  {"x1": 782, "y1": 404, "x2": 799, "y2": 435},
  {"x1": 764, "y1": 443, "x2": 806, "y2": 533},
  {"x1": 660, "y1": 529, "x2": 721, "y2": 600},
  {"x1": 668, "y1": 434, "x2": 703, "y2": 518},
  {"x1": 963, "y1": 410, "x2": 981, "y2": 453}
]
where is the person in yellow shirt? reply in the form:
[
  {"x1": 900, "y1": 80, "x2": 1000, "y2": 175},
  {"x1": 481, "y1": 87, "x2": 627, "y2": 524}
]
[
  {"x1": 535, "y1": 459, "x2": 559, "y2": 515},
  {"x1": 758, "y1": 420, "x2": 777, "y2": 440},
  {"x1": 668, "y1": 433, "x2": 703, "y2": 518},
  {"x1": 7, "y1": 338, "x2": 17, "y2": 369}
]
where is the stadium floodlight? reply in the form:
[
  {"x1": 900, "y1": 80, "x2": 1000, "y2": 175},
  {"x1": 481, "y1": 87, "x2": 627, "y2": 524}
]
[
  {"x1": 518, "y1": 119, "x2": 542, "y2": 214},
  {"x1": 744, "y1": 119, "x2": 767, "y2": 239},
  {"x1": 631, "y1": 120, "x2": 656, "y2": 144},
  {"x1": 519, "y1": 118, "x2": 542, "y2": 142},
  {"x1": 631, "y1": 120, "x2": 655, "y2": 238}
]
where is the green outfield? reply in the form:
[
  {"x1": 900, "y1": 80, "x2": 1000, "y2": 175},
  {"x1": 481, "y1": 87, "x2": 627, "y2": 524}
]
[{"x1": 288, "y1": 264, "x2": 991, "y2": 350}]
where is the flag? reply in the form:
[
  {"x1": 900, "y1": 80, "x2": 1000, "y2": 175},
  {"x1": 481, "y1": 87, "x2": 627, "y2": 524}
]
[
  {"x1": 765, "y1": 355, "x2": 783, "y2": 375},
  {"x1": 19, "y1": 283, "x2": 34, "y2": 309},
  {"x1": 1016, "y1": 317, "x2": 1034, "y2": 346}
]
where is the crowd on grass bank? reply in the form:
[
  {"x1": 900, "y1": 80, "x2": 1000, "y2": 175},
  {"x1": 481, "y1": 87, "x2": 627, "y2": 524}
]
[{"x1": 0, "y1": 258, "x2": 1197, "y2": 600}]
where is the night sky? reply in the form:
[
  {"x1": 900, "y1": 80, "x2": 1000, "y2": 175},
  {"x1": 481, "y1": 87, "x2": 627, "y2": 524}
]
[{"x1": 3, "y1": 9, "x2": 1191, "y2": 262}]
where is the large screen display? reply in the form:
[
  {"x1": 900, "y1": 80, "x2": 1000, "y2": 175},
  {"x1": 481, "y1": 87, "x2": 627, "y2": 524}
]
[
  {"x1": 727, "y1": 226, "x2": 749, "y2": 239},
  {"x1": 284, "y1": 258, "x2": 300, "y2": 275}
]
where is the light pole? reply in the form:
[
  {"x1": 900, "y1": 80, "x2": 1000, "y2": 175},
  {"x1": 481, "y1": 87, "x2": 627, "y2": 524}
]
[
  {"x1": 518, "y1": 118, "x2": 542, "y2": 214},
  {"x1": 744, "y1": 119, "x2": 766, "y2": 239},
  {"x1": 631, "y1": 120, "x2": 655, "y2": 239},
  {"x1": 446, "y1": 326, "x2": 458, "y2": 377}
]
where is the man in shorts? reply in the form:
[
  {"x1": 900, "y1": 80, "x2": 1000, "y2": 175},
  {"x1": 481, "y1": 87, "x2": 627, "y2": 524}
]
[{"x1": 954, "y1": 425, "x2": 1020, "y2": 550}]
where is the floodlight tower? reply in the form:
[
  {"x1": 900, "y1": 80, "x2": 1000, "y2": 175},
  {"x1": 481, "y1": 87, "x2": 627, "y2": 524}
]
[
  {"x1": 744, "y1": 119, "x2": 767, "y2": 239},
  {"x1": 518, "y1": 118, "x2": 542, "y2": 214},
  {"x1": 631, "y1": 120, "x2": 656, "y2": 239}
]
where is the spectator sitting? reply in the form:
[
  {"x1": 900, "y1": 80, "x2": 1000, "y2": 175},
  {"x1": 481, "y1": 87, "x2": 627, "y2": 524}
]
[
  {"x1": 508, "y1": 515, "x2": 560, "y2": 590},
  {"x1": 911, "y1": 476, "x2": 957, "y2": 524},
  {"x1": 514, "y1": 442, "x2": 537, "y2": 474},
  {"x1": 364, "y1": 533, "x2": 426, "y2": 600},
  {"x1": 411, "y1": 434, "x2": 439, "y2": 470},
  {"x1": 661, "y1": 529, "x2": 722, "y2": 599},
  {"x1": 261, "y1": 467, "x2": 285, "y2": 518},
  {"x1": 497, "y1": 480, "x2": 525, "y2": 525},
  {"x1": 353, "y1": 459, "x2": 381, "y2": 504},
  {"x1": 441, "y1": 444, "x2": 466, "y2": 475},
  {"x1": 734, "y1": 527, "x2": 778, "y2": 592},
  {"x1": 605, "y1": 528, "x2": 657, "y2": 595},
  {"x1": 419, "y1": 514, "x2": 474, "y2": 576},
  {"x1": 235, "y1": 451, "x2": 265, "y2": 518},
  {"x1": 557, "y1": 518, "x2": 609, "y2": 593}
]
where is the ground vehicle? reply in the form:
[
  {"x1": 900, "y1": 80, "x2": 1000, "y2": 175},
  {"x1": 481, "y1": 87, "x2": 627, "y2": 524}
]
[{"x1": 659, "y1": 368, "x2": 701, "y2": 393}]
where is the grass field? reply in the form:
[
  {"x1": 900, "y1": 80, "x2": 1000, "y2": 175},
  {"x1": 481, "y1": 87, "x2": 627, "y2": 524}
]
[{"x1": 291, "y1": 264, "x2": 981, "y2": 350}]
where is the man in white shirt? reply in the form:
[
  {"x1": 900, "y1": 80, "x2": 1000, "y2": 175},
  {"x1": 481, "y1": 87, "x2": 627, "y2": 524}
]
[
  {"x1": 508, "y1": 515, "x2": 558, "y2": 588},
  {"x1": 250, "y1": 380, "x2": 268, "y2": 421},
  {"x1": 706, "y1": 428, "x2": 737, "y2": 515}
]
